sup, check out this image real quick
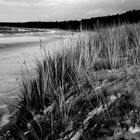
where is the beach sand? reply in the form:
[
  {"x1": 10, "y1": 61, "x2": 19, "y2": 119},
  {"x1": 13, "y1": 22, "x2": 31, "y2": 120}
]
[{"x1": 0, "y1": 30, "x2": 74, "y2": 109}]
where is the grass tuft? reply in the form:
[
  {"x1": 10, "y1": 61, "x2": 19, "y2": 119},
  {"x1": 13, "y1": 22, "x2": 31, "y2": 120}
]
[{"x1": 2, "y1": 23, "x2": 140, "y2": 140}]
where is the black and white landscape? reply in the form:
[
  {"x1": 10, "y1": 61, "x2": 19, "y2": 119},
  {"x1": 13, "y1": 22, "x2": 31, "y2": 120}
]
[{"x1": 0, "y1": 0, "x2": 140, "y2": 140}]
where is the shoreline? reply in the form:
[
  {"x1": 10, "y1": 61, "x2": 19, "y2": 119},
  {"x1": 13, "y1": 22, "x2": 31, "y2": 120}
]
[{"x1": 0, "y1": 31, "x2": 74, "y2": 106}]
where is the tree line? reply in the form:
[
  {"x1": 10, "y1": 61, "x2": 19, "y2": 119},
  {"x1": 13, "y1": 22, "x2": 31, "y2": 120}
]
[{"x1": 0, "y1": 9, "x2": 140, "y2": 30}]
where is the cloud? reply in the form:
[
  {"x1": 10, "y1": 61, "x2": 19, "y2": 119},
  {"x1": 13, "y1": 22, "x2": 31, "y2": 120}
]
[
  {"x1": 0, "y1": 0, "x2": 31, "y2": 6},
  {"x1": 0, "y1": 0, "x2": 60, "y2": 6},
  {"x1": 0, "y1": 0, "x2": 140, "y2": 22},
  {"x1": 81, "y1": 0, "x2": 140, "y2": 18},
  {"x1": 36, "y1": 0, "x2": 59, "y2": 6},
  {"x1": 86, "y1": 9, "x2": 106, "y2": 16}
]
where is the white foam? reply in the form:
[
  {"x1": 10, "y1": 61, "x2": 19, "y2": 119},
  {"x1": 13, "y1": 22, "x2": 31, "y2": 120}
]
[
  {"x1": 0, "y1": 34, "x2": 4, "y2": 37},
  {"x1": 49, "y1": 30, "x2": 56, "y2": 34}
]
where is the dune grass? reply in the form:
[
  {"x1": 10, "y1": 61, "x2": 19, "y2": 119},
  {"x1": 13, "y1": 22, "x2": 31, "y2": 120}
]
[{"x1": 2, "y1": 23, "x2": 140, "y2": 140}]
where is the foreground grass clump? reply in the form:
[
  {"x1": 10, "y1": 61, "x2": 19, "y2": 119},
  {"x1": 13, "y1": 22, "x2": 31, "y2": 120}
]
[{"x1": 2, "y1": 23, "x2": 140, "y2": 140}]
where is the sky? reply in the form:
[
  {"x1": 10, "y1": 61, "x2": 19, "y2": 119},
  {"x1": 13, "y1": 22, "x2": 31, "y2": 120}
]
[{"x1": 0, "y1": 0, "x2": 140, "y2": 22}]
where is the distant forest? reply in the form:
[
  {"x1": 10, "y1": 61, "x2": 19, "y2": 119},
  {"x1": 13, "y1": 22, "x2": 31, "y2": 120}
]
[{"x1": 0, "y1": 9, "x2": 140, "y2": 30}]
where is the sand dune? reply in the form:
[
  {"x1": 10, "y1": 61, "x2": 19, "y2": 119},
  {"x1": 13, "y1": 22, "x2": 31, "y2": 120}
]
[{"x1": 0, "y1": 30, "x2": 73, "y2": 107}]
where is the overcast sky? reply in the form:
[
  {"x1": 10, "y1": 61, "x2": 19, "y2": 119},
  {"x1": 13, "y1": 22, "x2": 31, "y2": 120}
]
[{"x1": 0, "y1": 0, "x2": 139, "y2": 22}]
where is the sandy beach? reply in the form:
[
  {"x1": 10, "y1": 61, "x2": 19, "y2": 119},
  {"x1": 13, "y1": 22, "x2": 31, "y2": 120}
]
[{"x1": 0, "y1": 29, "x2": 73, "y2": 107}]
